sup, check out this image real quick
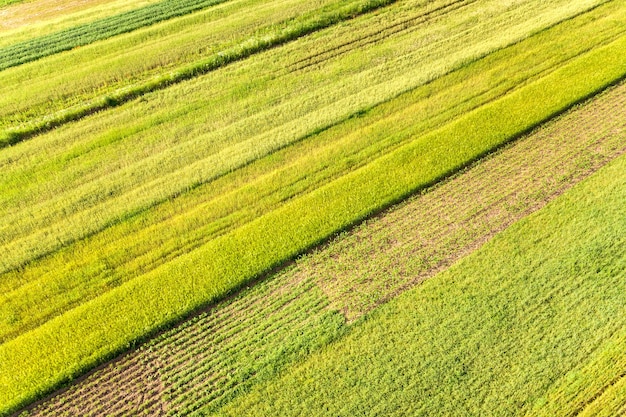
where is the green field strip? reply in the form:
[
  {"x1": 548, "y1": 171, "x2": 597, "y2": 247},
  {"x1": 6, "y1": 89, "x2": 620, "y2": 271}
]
[
  {"x1": 0, "y1": 2, "x2": 621, "y2": 346},
  {"x1": 309, "y1": 83, "x2": 626, "y2": 321},
  {"x1": 0, "y1": 0, "x2": 418, "y2": 145},
  {"x1": 0, "y1": 0, "x2": 613, "y2": 145},
  {"x1": 2, "y1": 28, "x2": 626, "y2": 416},
  {"x1": 0, "y1": 0, "x2": 237, "y2": 72},
  {"x1": 0, "y1": 0, "x2": 164, "y2": 45},
  {"x1": 19, "y1": 80, "x2": 626, "y2": 416},
  {"x1": 527, "y1": 327, "x2": 626, "y2": 416},
  {"x1": 0, "y1": 0, "x2": 611, "y2": 278},
  {"x1": 25, "y1": 265, "x2": 344, "y2": 417},
  {"x1": 0, "y1": 0, "x2": 27, "y2": 8},
  {"x1": 217, "y1": 153, "x2": 626, "y2": 416},
  {"x1": 577, "y1": 373, "x2": 626, "y2": 417}
]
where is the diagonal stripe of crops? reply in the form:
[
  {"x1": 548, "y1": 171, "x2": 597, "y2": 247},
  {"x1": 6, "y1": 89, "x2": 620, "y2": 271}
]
[
  {"x1": 0, "y1": 0, "x2": 232, "y2": 71},
  {"x1": 1, "y1": 0, "x2": 626, "y2": 414},
  {"x1": 20, "y1": 78, "x2": 626, "y2": 417}
]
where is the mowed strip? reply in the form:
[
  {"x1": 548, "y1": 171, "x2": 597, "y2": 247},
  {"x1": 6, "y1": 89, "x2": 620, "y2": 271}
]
[
  {"x1": 2, "y1": 34, "x2": 626, "y2": 415},
  {"x1": 311, "y1": 82, "x2": 626, "y2": 321},
  {"x1": 0, "y1": 2, "x2": 623, "y2": 346},
  {"x1": 0, "y1": 0, "x2": 399, "y2": 142},
  {"x1": 1, "y1": 2, "x2": 625, "y2": 414},
  {"x1": 19, "y1": 80, "x2": 626, "y2": 417}
]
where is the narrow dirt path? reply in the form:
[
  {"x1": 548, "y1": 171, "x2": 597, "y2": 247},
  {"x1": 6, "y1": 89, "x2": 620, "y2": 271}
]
[{"x1": 20, "y1": 82, "x2": 626, "y2": 417}]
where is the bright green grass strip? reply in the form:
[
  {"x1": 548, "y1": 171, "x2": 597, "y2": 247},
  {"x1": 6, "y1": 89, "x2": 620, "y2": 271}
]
[
  {"x1": 0, "y1": 0, "x2": 398, "y2": 146},
  {"x1": 3, "y1": 1, "x2": 620, "y2": 345},
  {"x1": 217, "y1": 147, "x2": 626, "y2": 417},
  {"x1": 0, "y1": 32, "x2": 625, "y2": 416},
  {"x1": 0, "y1": 0, "x2": 25, "y2": 7},
  {"x1": 0, "y1": 0, "x2": 610, "y2": 276},
  {"x1": 0, "y1": 0, "x2": 231, "y2": 72}
]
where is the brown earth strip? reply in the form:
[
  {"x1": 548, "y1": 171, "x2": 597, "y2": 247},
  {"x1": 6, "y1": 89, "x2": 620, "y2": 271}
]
[{"x1": 19, "y1": 82, "x2": 626, "y2": 416}]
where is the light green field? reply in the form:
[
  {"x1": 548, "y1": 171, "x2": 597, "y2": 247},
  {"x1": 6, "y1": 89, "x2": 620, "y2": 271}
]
[
  {"x1": 0, "y1": 0, "x2": 398, "y2": 140},
  {"x1": 2, "y1": 0, "x2": 625, "y2": 415},
  {"x1": 219, "y1": 149, "x2": 626, "y2": 417},
  {"x1": 20, "y1": 79, "x2": 626, "y2": 416},
  {"x1": 3, "y1": 19, "x2": 626, "y2": 417},
  {"x1": 0, "y1": 0, "x2": 163, "y2": 46},
  {"x1": 2, "y1": 1, "x2": 624, "y2": 346}
]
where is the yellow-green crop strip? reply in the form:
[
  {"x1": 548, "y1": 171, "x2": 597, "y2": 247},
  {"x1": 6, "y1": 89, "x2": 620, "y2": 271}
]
[
  {"x1": 0, "y1": 0, "x2": 612, "y2": 275},
  {"x1": 0, "y1": 0, "x2": 164, "y2": 46},
  {"x1": 0, "y1": 0, "x2": 235, "y2": 72},
  {"x1": 0, "y1": 0, "x2": 400, "y2": 145},
  {"x1": 0, "y1": 0, "x2": 26, "y2": 7},
  {"x1": 218, "y1": 153, "x2": 626, "y2": 417},
  {"x1": 1, "y1": 17, "x2": 625, "y2": 416},
  {"x1": 20, "y1": 77, "x2": 626, "y2": 417},
  {"x1": 0, "y1": 0, "x2": 623, "y2": 345}
]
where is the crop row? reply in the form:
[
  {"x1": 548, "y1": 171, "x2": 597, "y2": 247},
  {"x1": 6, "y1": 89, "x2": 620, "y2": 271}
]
[
  {"x1": 312, "y1": 81, "x2": 626, "y2": 320},
  {"x1": 21, "y1": 79, "x2": 626, "y2": 416},
  {"x1": 0, "y1": 0, "x2": 614, "y2": 304},
  {"x1": 0, "y1": 0, "x2": 231, "y2": 71},
  {"x1": 217, "y1": 150, "x2": 626, "y2": 416},
  {"x1": 1, "y1": 0, "x2": 622, "y2": 346},
  {"x1": 0, "y1": 0, "x2": 24, "y2": 7},
  {"x1": 2, "y1": 15, "x2": 626, "y2": 414},
  {"x1": 26, "y1": 264, "x2": 341, "y2": 417},
  {"x1": 0, "y1": 0, "x2": 167, "y2": 49},
  {"x1": 0, "y1": 0, "x2": 405, "y2": 143}
]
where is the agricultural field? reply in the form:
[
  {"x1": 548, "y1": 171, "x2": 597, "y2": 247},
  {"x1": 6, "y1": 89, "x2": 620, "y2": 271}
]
[{"x1": 0, "y1": 0, "x2": 624, "y2": 415}]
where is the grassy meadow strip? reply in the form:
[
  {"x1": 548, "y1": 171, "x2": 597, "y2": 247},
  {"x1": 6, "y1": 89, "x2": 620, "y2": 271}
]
[
  {"x1": 0, "y1": 0, "x2": 610, "y2": 140},
  {"x1": 0, "y1": 0, "x2": 400, "y2": 145},
  {"x1": 0, "y1": 0, "x2": 232, "y2": 71},
  {"x1": 575, "y1": 374, "x2": 626, "y2": 417},
  {"x1": 0, "y1": 0, "x2": 162, "y2": 43},
  {"x1": 1, "y1": 31, "x2": 625, "y2": 416},
  {"x1": 0, "y1": 0, "x2": 611, "y2": 275},
  {"x1": 218, "y1": 155, "x2": 626, "y2": 417},
  {"x1": 0, "y1": 2, "x2": 623, "y2": 345},
  {"x1": 20, "y1": 80, "x2": 626, "y2": 417},
  {"x1": 0, "y1": 0, "x2": 25, "y2": 7},
  {"x1": 25, "y1": 264, "x2": 345, "y2": 416}
]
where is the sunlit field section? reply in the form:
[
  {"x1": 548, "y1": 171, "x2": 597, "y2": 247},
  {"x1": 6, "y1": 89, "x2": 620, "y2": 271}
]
[
  {"x1": 1, "y1": 1, "x2": 625, "y2": 346},
  {"x1": 0, "y1": 0, "x2": 163, "y2": 47},
  {"x1": 219, "y1": 152, "x2": 626, "y2": 417},
  {"x1": 0, "y1": 0, "x2": 235, "y2": 71},
  {"x1": 0, "y1": 0, "x2": 617, "y2": 276},
  {"x1": 0, "y1": 0, "x2": 399, "y2": 143},
  {"x1": 1, "y1": 16, "x2": 626, "y2": 416},
  {"x1": 20, "y1": 81, "x2": 626, "y2": 417}
]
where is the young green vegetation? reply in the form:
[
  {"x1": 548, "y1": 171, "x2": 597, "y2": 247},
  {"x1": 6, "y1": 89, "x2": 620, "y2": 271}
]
[
  {"x1": 0, "y1": 0, "x2": 615, "y2": 144},
  {"x1": 0, "y1": 0, "x2": 164, "y2": 47},
  {"x1": 0, "y1": 0, "x2": 26, "y2": 7},
  {"x1": 2, "y1": 8, "x2": 626, "y2": 415},
  {"x1": 218, "y1": 152, "x2": 626, "y2": 417},
  {"x1": 0, "y1": 0, "x2": 231, "y2": 71},
  {"x1": 3, "y1": 0, "x2": 625, "y2": 346},
  {"x1": 20, "y1": 80, "x2": 626, "y2": 417},
  {"x1": 1, "y1": 0, "x2": 620, "y2": 278},
  {"x1": 0, "y1": 0, "x2": 400, "y2": 145},
  {"x1": 3, "y1": 0, "x2": 626, "y2": 414}
]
